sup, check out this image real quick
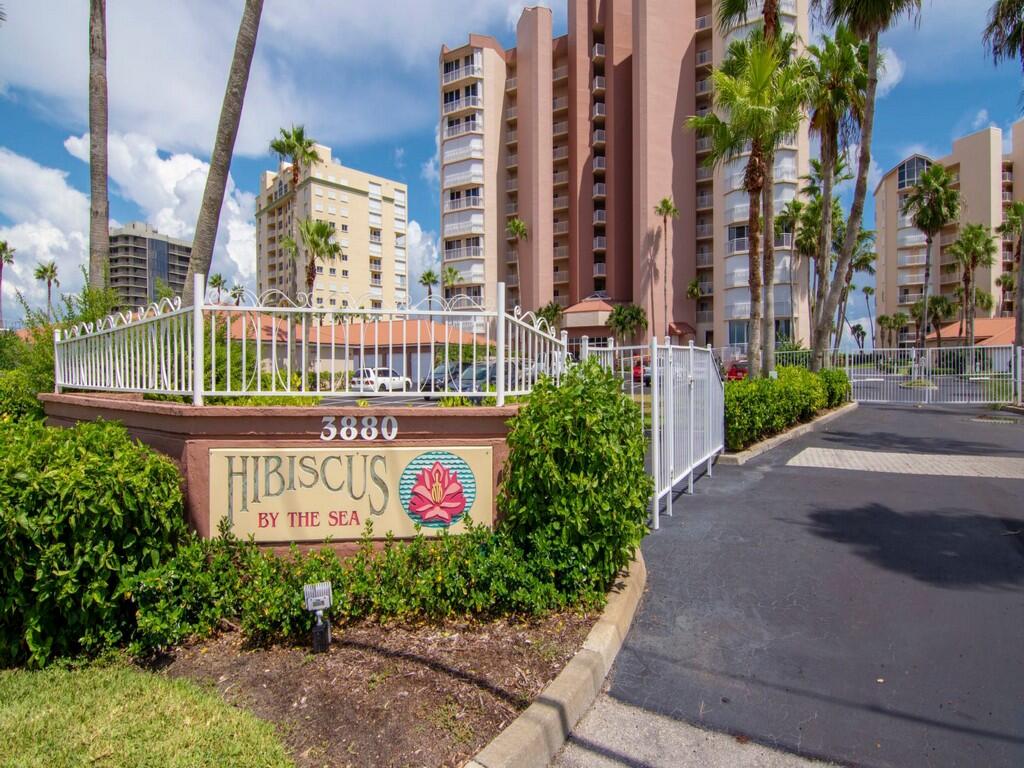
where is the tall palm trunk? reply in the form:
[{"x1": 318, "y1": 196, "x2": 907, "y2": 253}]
[
  {"x1": 812, "y1": 33, "x2": 879, "y2": 370},
  {"x1": 88, "y1": 0, "x2": 109, "y2": 289},
  {"x1": 917, "y1": 235, "x2": 934, "y2": 348},
  {"x1": 183, "y1": 0, "x2": 264, "y2": 304},
  {"x1": 662, "y1": 215, "x2": 669, "y2": 339},
  {"x1": 1015, "y1": 233, "x2": 1024, "y2": 351},
  {"x1": 966, "y1": 272, "x2": 975, "y2": 348},
  {"x1": 762, "y1": 159, "x2": 776, "y2": 376},
  {"x1": 46, "y1": 281, "x2": 53, "y2": 321},
  {"x1": 865, "y1": 293, "x2": 874, "y2": 346},
  {"x1": 746, "y1": 143, "x2": 765, "y2": 376},
  {"x1": 814, "y1": 132, "x2": 835, "y2": 341}
]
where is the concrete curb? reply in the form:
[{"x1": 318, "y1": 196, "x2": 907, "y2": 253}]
[
  {"x1": 465, "y1": 552, "x2": 647, "y2": 768},
  {"x1": 718, "y1": 401, "x2": 859, "y2": 466}
]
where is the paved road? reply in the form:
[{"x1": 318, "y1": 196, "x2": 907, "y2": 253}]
[{"x1": 572, "y1": 405, "x2": 1024, "y2": 768}]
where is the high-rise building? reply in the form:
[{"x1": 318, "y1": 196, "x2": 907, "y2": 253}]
[
  {"x1": 255, "y1": 144, "x2": 409, "y2": 311},
  {"x1": 109, "y1": 221, "x2": 192, "y2": 308},
  {"x1": 874, "y1": 119, "x2": 1023, "y2": 346},
  {"x1": 437, "y1": 0, "x2": 812, "y2": 347}
]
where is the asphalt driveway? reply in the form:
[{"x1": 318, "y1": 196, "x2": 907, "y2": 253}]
[{"x1": 604, "y1": 405, "x2": 1024, "y2": 768}]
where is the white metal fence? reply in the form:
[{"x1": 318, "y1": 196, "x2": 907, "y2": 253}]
[
  {"x1": 774, "y1": 346, "x2": 1018, "y2": 405},
  {"x1": 583, "y1": 337, "x2": 725, "y2": 529},
  {"x1": 54, "y1": 276, "x2": 568, "y2": 405}
]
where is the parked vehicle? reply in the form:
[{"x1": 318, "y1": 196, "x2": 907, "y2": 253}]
[
  {"x1": 725, "y1": 360, "x2": 749, "y2": 381},
  {"x1": 632, "y1": 358, "x2": 651, "y2": 383},
  {"x1": 419, "y1": 361, "x2": 467, "y2": 396},
  {"x1": 458, "y1": 361, "x2": 519, "y2": 393},
  {"x1": 352, "y1": 367, "x2": 412, "y2": 392}
]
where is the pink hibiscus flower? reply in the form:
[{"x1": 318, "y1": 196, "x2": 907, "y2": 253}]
[{"x1": 409, "y1": 461, "x2": 467, "y2": 524}]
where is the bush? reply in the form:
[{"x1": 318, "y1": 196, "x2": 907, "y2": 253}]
[
  {"x1": 818, "y1": 368, "x2": 851, "y2": 408},
  {"x1": 499, "y1": 358, "x2": 652, "y2": 600},
  {"x1": 0, "y1": 420, "x2": 185, "y2": 666},
  {"x1": 0, "y1": 369, "x2": 44, "y2": 422},
  {"x1": 724, "y1": 366, "x2": 838, "y2": 452}
]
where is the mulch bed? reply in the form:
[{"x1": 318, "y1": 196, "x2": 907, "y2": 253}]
[{"x1": 161, "y1": 612, "x2": 595, "y2": 768}]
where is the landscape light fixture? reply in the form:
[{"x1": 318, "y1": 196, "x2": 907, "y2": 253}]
[{"x1": 303, "y1": 581, "x2": 333, "y2": 653}]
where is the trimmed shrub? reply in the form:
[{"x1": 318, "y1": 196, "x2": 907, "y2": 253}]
[
  {"x1": 499, "y1": 358, "x2": 653, "y2": 600},
  {"x1": 819, "y1": 368, "x2": 851, "y2": 408},
  {"x1": 0, "y1": 420, "x2": 185, "y2": 666},
  {"x1": 0, "y1": 369, "x2": 44, "y2": 422}
]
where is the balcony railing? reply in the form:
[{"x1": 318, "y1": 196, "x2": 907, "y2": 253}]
[
  {"x1": 444, "y1": 121, "x2": 483, "y2": 139},
  {"x1": 727, "y1": 302, "x2": 750, "y2": 320},
  {"x1": 592, "y1": 102, "x2": 607, "y2": 119},
  {"x1": 507, "y1": 106, "x2": 517, "y2": 120},
  {"x1": 593, "y1": 262, "x2": 607, "y2": 276},
  {"x1": 594, "y1": 236, "x2": 607, "y2": 250},
  {"x1": 506, "y1": 201, "x2": 517, "y2": 215},
  {"x1": 696, "y1": 49, "x2": 712, "y2": 66},
  {"x1": 727, "y1": 237, "x2": 749, "y2": 254},
  {"x1": 506, "y1": 129, "x2": 517, "y2": 143},
  {"x1": 899, "y1": 292, "x2": 924, "y2": 304},
  {"x1": 696, "y1": 166, "x2": 713, "y2": 181},
  {"x1": 554, "y1": 245, "x2": 568, "y2": 259},
  {"x1": 443, "y1": 220, "x2": 484, "y2": 237},
  {"x1": 593, "y1": 43, "x2": 606, "y2": 58},
  {"x1": 696, "y1": 78, "x2": 712, "y2": 95},
  {"x1": 553, "y1": 170, "x2": 569, "y2": 185},
  {"x1": 897, "y1": 271, "x2": 925, "y2": 285},
  {"x1": 594, "y1": 156, "x2": 607, "y2": 171},
  {"x1": 443, "y1": 196, "x2": 483, "y2": 212},
  {"x1": 593, "y1": 182, "x2": 607, "y2": 197},
  {"x1": 506, "y1": 76, "x2": 517, "y2": 91},
  {"x1": 553, "y1": 270, "x2": 569, "y2": 283},
  {"x1": 506, "y1": 177, "x2": 518, "y2": 190},
  {"x1": 442, "y1": 96, "x2": 482, "y2": 115},
  {"x1": 696, "y1": 224, "x2": 713, "y2": 238},
  {"x1": 553, "y1": 96, "x2": 569, "y2": 111},
  {"x1": 699, "y1": 282, "x2": 714, "y2": 295},
  {"x1": 697, "y1": 250, "x2": 713, "y2": 267},
  {"x1": 593, "y1": 209, "x2": 607, "y2": 224},
  {"x1": 593, "y1": 128, "x2": 607, "y2": 144},
  {"x1": 553, "y1": 145, "x2": 569, "y2": 161},
  {"x1": 1003, "y1": 171, "x2": 1014, "y2": 183},
  {"x1": 696, "y1": 136, "x2": 712, "y2": 152},
  {"x1": 442, "y1": 63, "x2": 482, "y2": 84},
  {"x1": 554, "y1": 65, "x2": 569, "y2": 80},
  {"x1": 443, "y1": 170, "x2": 484, "y2": 188},
  {"x1": 555, "y1": 295, "x2": 569, "y2": 307},
  {"x1": 507, "y1": 153, "x2": 518, "y2": 167},
  {"x1": 506, "y1": 274, "x2": 519, "y2": 287},
  {"x1": 443, "y1": 145, "x2": 484, "y2": 164},
  {"x1": 593, "y1": 75, "x2": 606, "y2": 91},
  {"x1": 1004, "y1": 190, "x2": 1014, "y2": 202},
  {"x1": 898, "y1": 253, "x2": 926, "y2": 267},
  {"x1": 696, "y1": 15, "x2": 710, "y2": 30},
  {"x1": 506, "y1": 250, "x2": 517, "y2": 263},
  {"x1": 553, "y1": 195, "x2": 569, "y2": 209},
  {"x1": 697, "y1": 310, "x2": 714, "y2": 323},
  {"x1": 697, "y1": 194, "x2": 713, "y2": 209},
  {"x1": 553, "y1": 120, "x2": 568, "y2": 136},
  {"x1": 553, "y1": 221, "x2": 569, "y2": 235}
]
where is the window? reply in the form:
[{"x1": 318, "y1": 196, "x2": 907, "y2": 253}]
[
  {"x1": 327, "y1": 190, "x2": 336, "y2": 200},
  {"x1": 342, "y1": 300, "x2": 349, "y2": 307},
  {"x1": 316, "y1": 296, "x2": 324, "y2": 305},
  {"x1": 368, "y1": 182, "x2": 382, "y2": 198},
  {"x1": 316, "y1": 265, "x2": 323, "y2": 274},
  {"x1": 329, "y1": 298, "x2": 336, "y2": 306},
  {"x1": 329, "y1": 267, "x2": 336, "y2": 276},
  {"x1": 340, "y1": 224, "x2": 348, "y2": 232},
  {"x1": 371, "y1": 301, "x2": 382, "y2": 309},
  {"x1": 342, "y1": 269, "x2": 349, "y2": 277},
  {"x1": 728, "y1": 320, "x2": 748, "y2": 345},
  {"x1": 898, "y1": 156, "x2": 931, "y2": 190},
  {"x1": 775, "y1": 318, "x2": 792, "y2": 342}
]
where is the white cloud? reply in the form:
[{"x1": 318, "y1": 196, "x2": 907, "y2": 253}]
[
  {"x1": 405, "y1": 220, "x2": 440, "y2": 305},
  {"x1": 838, "y1": 142, "x2": 883, "y2": 195},
  {"x1": 971, "y1": 108, "x2": 991, "y2": 131},
  {"x1": 0, "y1": 149, "x2": 90, "y2": 319},
  {"x1": 393, "y1": 147, "x2": 406, "y2": 170},
  {"x1": 877, "y1": 48, "x2": 905, "y2": 98},
  {"x1": 420, "y1": 125, "x2": 441, "y2": 187}
]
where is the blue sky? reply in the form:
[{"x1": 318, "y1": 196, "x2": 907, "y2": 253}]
[{"x1": 0, "y1": 0, "x2": 1019, "y2": 329}]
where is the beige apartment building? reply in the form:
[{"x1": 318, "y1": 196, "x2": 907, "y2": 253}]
[
  {"x1": 109, "y1": 221, "x2": 192, "y2": 309},
  {"x1": 255, "y1": 145, "x2": 408, "y2": 311},
  {"x1": 437, "y1": 0, "x2": 812, "y2": 346},
  {"x1": 874, "y1": 119, "x2": 1023, "y2": 346}
]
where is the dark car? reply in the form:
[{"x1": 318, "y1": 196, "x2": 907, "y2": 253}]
[
  {"x1": 420, "y1": 361, "x2": 467, "y2": 397},
  {"x1": 458, "y1": 361, "x2": 520, "y2": 393},
  {"x1": 726, "y1": 360, "x2": 749, "y2": 381}
]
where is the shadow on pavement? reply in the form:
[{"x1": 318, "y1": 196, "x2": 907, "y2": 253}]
[
  {"x1": 793, "y1": 503, "x2": 1024, "y2": 590},
  {"x1": 817, "y1": 429, "x2": 1024, "y2": 456}
]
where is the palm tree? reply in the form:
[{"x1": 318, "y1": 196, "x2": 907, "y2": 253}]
[
  {"x1": 804, "y1": 25, "x2": 868, "y2": 336},
  {"x1": 900, "y1": 163, "x2": 961, "y2": 347},
  {"x1": 686, "y1": 278, "x2": 703, "y2": 300},
  {"x1": 834, "y1": 230, "x2": 875, "y2": 353},
  {"x1": 505, "y1": 217, "x2": 528, "y2": 306},
  {"x1": 811, "y1": 0, "x2": 923, "y2": 369},
  {"x1": 654, "y1": 197, "x2": 679, "y2": 338},
  {"x1": 687, "y1": 34, "x2": 805, "y2": 377},
  {"x1": 949, "y1": 223, "x2": 997, "y2": 347},
  {"x1": 849, "y1": 322, "x2": 867, "y2": 350},
  {"x1": 88, "y1": 0, "x2": 109, "y2": 289},
  {"x1": 183, "y1": 0, "x2": 264, "y2": 304},
  {"x1": 230, "y1": 284, "x2": 245, "y2": 306},
  {"x1": 996, "y1": 272, "x2": 1016, "y2": 316},
  {"x1": 441, "y1": 265, "x2": 462, "y2": 301},
  {"x1": 418, "y1": 269, "x2": 439, "y2": 306},
  {"x1": 537, "y1": 300, "x2": 564, "y2": 331},
  {"x1": 270, "y1": 124, "x2": 319, "y2": 189},
  {"x1": 296, "y1": 218, "x2": 341, "y2": 296},
  {"x1": 718, "y1": 0, "x2": 783, "y2": 41},
  {"x1": 997, "y1": 200, "x2": 1024, "y2": 352},
  {"x1": 607, "y1": 303, "x2": 648, "y2": 345},
  {"x1": 0, "y1": 240, "x2": 14, "y2": 329},
  {"x1": 34, "y1": 261, "x2": 59, "y2": 321},
  {"x1": 911, "y1": 295, "x2": 954, "y2": 347},
  {"x1": 892, "y1": 311, "x2": 911, "y2": 347},
  {"x1": 984, "y1": 0, "x2": 1024, "y2": 104},
  {"x1": 208, "y1": 273, "x2": 227, "y2": 304},
  {"x1": 876, "y1": 313, "x2": 891, "y2": 347},
  {"x1": 861, "y1": 285, "x2": 875, "y2": 345}
]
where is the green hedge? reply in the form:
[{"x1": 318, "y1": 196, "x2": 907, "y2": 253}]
[
  {"x1": 0, "y1": 369, "x2": 44, "y2": 423},
  {"x1": 725, "y1": 366, "x2": 847, "y2": 452},
  {"x1": 0, "y1": 421, "x2": 185, "y2": 667}
]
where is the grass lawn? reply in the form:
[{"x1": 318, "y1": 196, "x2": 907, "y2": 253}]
[{"x1": 0, "y1": 664, "x2": 293, "y2": 768}]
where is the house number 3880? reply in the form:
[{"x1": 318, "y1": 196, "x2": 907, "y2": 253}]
[{"x1": 320, "y1": 416, "x2": 398, "y2": 442}]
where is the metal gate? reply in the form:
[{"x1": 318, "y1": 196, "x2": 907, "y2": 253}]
[{"x1": 843, "y1": 346, "x2": 1017, "y2": 405}]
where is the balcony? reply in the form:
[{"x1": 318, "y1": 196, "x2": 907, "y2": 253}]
[
  {"x1": 775, "y1": 232, "x2": 793, "y2": 248},
  {"x1": 443, "y1": 220, "x2": 484, "y2": 237},
  {"x1": 727, "y1": 237, "x2": 749, "y2": 254},
  {"x1": 506, "y1": 76, "x2": 517, "y2": 91},
  {"x1": 507, "y1": 153, "x2": 518, "y2": 167},
  {"x1": 553, "y1": 270, "x2": 569, "y2": 284},
  {"x1": 697, "y1": 250, "x2": 713, "y2": 267},
  {"x1": 593, "y1": 43, "x2": 606, "y2": 59},
  {"x1": 506, "y1": 250, "x2": 518, "y2": 263},
  {"x1": 696, "y1": 49, "x2": 712, "y2": 67},
  {"x1": 553, "y1": 221, "x2": 569, "y2": 235},
  {"x1": 696, "y1": 136, "x2": 712, "y2": 153},
  {"x1": 442, "y1": 63, "x2": 482, "y2": 84},
  {"x1": 594, "y1": 236, "x2": 607, "y2": 250},
  {"x1": 696, "y1": 15, "x2": 710, "y2": 30},
  {"x1": 699, "y1": 282, "x2": 714, "y2": 295},
  {"x1": 553, "y1": 145, "x2": 569, "y2": 161},
  {"x1": 443, "y1": 145, "x2": 484, "y2": 165},
  {"x1": 553, "y1": 195, "x2": 569, "y2": 210},
  {"x1": 443, "y1": 196, "x2": 483, "y2": 212},
  {"x1": 696, "y1": 78, "x2": 712, "y2": 96},
  {"x1": 1004, "y1": 171, "x2": 1014, "y2": 183},
  {"x1": 554, "y1": 65, "x2": 569, "y2": 81},
  {"x1": 898, "y1": 253, "x2": 926, "y2": 267},
  {"x1": 553, "y1": 96, "x2": 569, "y2": 112},
  {"x1": 554, "y1": 245, "x2": 569, "y2": 259},
  {"x1": 593, "y1": 209, "x2": 607, "y2": 224},
  {"x1": 593, "y1": 75, "x2": 606, "y2": 92},
  {"x1": 593, "y1": 156, "x2": 607, "y2": 172},
  {"x1": 592, "y1": 102, "x2": 607, "y2": 120},
  {"x1": 696, "y1": 224, "x2": 713, "y2": 238},
  {"x1": 555, "y1": 294, "x2": 569, "y2": 307},
  {"x1": 593, "y1": 128, "x2": 607, "y2": 145},
  {"x1": 697, "y1": 310, "x2": 714, "y2": 323},
  {"x1": 727, "y1": 302, "x2": 750, "y2": 320},
  {"x1": 442, "y1": 96, "x2": 483, "y2": 115},
  {"x1": 506, "y1": 106, "x2": 517, "y2": 121},
  {"x1": 897, "y1": 271, "x2": 925, "y2": 285},
  {"x1": 444, "y1": 121, "x2": 483, "y2": 139},
  {"x1": 696, "y1": 166, "x2": 713, "y2": 181},
  {"x1": 593, "y1": 262, "x2": 607, "y2": 276},
  {"x1": 553, "y1": 120, "x2": 568, "y2": 136},
  {"x1": 697, "y1": 194, "x2": 713, "y2": 209},
  {"x1": 899, "y1": 292, "x2": 924, "y2": 304},
  {"x1": 443, "y1": 169, "x2": 484, "y2": 188},
  {"x1": 593, "y1": 182, "x2": 607, "y2": 198},
  {"x1": 1004, "y1": 190, "x2": 1014, "y2": 202},
  {"x1": 553, "y1": 170, "x2": 569, "y2": 186},
  {"x1": 505, "y1": 201, "x2": 517, "y2": 215},
  {"x1": 506, "y1": 177, "x2": 518, "y2": 191},
  {"x1": 506, "y1": 274, "x2": 519, "y2": 287},
  {"x1": 506, "y1": 129, "x2": 517, "y2": 144}
]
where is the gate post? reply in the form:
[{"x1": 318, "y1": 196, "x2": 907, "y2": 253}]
[
  {"x1": 192, "y1": 272, "x2": 205, "y2": 406},
  {"x1": 649, "y1": 335, "x2": 660, "y2": 531},
  {"x1": 707, "y1": 343, "x2": 714, "y2": 478},
  {"x1": 666, "y1": 340, "x2": 675, "y2": 517},
  {"x1": 581, "y1": 335, "x2": 589, "y2": 361},
  {"x1": 495, "y1": 283, "x2": 506, "y2": 407},
  {"x1": 687, "y1": 340, "x2": 695, "y2": 495}
]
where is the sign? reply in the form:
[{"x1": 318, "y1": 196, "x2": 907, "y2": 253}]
[{"x1": 209, "y1": 446, "x2": 493, "y2": 542}]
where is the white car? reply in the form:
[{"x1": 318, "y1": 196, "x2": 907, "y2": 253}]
[{"x1": 353, "y1": 367, "x2": 412, "y2": 393}]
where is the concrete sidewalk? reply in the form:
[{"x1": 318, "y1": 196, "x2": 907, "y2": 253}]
[{"x1": 554, "y1": 694, "x2": 831, "y2": 767}]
